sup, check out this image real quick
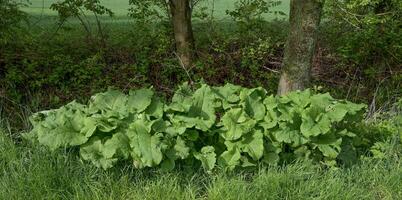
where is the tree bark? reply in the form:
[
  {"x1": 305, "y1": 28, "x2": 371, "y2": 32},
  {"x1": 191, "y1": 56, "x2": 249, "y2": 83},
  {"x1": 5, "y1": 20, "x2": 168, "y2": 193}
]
[
  {"x1": 169, "y1": 0, "x2": 195, "y2": 69},
  {"x1": 277, "y1": 0, "x2": 324, "y2": 95}
]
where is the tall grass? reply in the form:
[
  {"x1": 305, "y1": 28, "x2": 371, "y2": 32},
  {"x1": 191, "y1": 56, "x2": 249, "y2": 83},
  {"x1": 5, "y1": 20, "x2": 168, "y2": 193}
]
[{"x1": 1, "y1": 128, "x2": 401, "y2": 200}]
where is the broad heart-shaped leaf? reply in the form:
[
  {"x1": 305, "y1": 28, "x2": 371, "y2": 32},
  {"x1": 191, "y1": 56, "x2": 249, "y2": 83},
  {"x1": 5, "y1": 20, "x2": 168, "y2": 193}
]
[
  {"x1": 80, "y1": 137, "x2": 118, "y2": 170},
  {"x1": 313, "y1": 135, "x2": 342, "y2": 159},
  {"x1": 80, "y1": 132, "x2": 131, "y2": 170},
  {"x1": 126, "y1": 120, "x2": 163, "y2": 168},
  {"x1": 276, "y1": 103, "x2": 296, "y2": 122},
  {"x1": 187, "y1": 84, "x2": 217, "y2": 130},
  {"x1": 272, "y1": 128, "x2": 299, "y2": 144},
  {"x1": 88, "y1": 113, "x2": 119, "y2": 133},
  {"x1": 240, "y1": 130, "x2": 264, "y2": 160},
  {"x1": 160, "y1": 157, "x2": 175, "y2": 172},
  {"x1": 167, "y1": 84, "x2": 217, "y2": 132},
  {"x1": 259, "y1": 95, "x2": 279, "y2": 131},
  {"x1": 167, "y1": 82, "x2": 193, "y2": 112},
  {"x1": 30, "y1": 101, "x2": 95, "y2": 150},
  {"x1": 329, "y1": 101, "x2": 366, "y2": 122},
  {"x1": 310, "y1": 93, "x2": 334, "y2": 109},
  {"x1": 145, "y1": 96, "x2": 164, "y2": 118},
  {"x1": 165, "y1": 119, "x2": 187, "y2": 136},
  {"x1": 327, "y1": 103, "x2": 349, "y2": 122},
  {"x1": 259, "y1": 109, "x2": 278, "y2": 131},
  {"x1": 88, "y1": 89, "x2": 128, "y2": 117},
  {"x1": 127, "y1": 88, "x2": 154, "y2": 113},
  {"x1": 219, "y1": 144, "x2": 241, "y2": 170},
  {"x1": 212, "y1": 83, "x2": 242, "y2": 109},
  {"x1": 286, "y1": 89, "x2": 312, "y2": 108},
  {"x1": 213, "y1": 83, "x2": 242, "y2": 103},
  {"x1": 240, "y1": 87, "x2": 267, "y2": 121},
  {"x1": 194, "y1": 146, "x2": 216, "y2": 171},
  {"x1": 263, "y1": 95, "x2": 278, "y2": 110},
  {"x1": 300, "y1": 112, "x2": 332, "y2": 138},
  {"x1": 103, "y1": 132, "x2": 131, "y2": 159},
  {"x1": 262, "y1": 141, "x2": 281, "y2": 165},
  {"x1": 317, "y1": 143, "x2": 341, "y2": 159},
  {"x1": 272, "y1": 122, "x2": 307, "y2": 146},
  {"x1": 221, "y1": 108, "x2": 256, "y2": 141}
]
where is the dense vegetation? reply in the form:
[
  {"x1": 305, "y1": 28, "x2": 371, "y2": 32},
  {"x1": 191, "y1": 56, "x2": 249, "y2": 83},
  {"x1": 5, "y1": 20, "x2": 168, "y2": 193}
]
[
  {"x1": 1, "y1": 0, "x2": 401, "y2": 199},
  {"x1": 28, "y1": 83, "x2": 367, "y2": 170}
]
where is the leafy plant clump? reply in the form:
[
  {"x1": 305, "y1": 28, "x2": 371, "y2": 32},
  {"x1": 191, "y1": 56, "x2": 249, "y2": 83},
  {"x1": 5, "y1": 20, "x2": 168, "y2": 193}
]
[{"x1": 28, "y1": 83, "x2": 366, "y2": 170}]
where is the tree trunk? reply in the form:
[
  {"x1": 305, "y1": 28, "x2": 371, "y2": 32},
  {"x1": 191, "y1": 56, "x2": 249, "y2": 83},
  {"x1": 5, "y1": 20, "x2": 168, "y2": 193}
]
[
  {"x1": 169, "y1": 0, "x2": 195, "y2": 69},
  {"x1": 277, "y1": 0, "x2": 324, "y2": 95}
]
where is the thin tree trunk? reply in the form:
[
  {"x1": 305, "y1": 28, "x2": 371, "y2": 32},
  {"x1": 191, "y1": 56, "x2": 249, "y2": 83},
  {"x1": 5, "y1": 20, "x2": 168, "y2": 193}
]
[
  {"x1": 278, "y1": 0, "x2": 324, "y2": 95},
  {"x1": 169, "y1": 0, "x2": 195, "y2": 69}
]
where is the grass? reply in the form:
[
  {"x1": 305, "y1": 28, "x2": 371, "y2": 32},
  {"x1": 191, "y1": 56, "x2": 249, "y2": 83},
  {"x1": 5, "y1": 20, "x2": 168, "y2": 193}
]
[{"x1": 1, "y1": 128, "x2": 401, "y2": 200}]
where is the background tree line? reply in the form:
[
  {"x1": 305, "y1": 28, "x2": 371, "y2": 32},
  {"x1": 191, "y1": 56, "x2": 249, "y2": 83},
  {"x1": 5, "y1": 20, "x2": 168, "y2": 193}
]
[{"x1": 0, "y1": 0, "x2": 400, "y2": 129}]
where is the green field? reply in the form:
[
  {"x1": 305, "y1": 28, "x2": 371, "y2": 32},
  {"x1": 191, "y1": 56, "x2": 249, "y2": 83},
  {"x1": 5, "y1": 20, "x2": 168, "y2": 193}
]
[{"x1": 23, "y1": 0, "x2": 290, "y2": 19}]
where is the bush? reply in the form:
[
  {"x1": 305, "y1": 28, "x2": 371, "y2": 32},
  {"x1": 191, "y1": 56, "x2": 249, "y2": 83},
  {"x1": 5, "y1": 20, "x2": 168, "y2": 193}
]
[
  {"x1": 322, "y1": 0, "x2": 402, "y2": 103},
  {"x1": 0, "y1": 0, "x2": 28, "y2": 45},
  {"x1": 28, "y1": 83, "x2": 368, "y2": 170}
]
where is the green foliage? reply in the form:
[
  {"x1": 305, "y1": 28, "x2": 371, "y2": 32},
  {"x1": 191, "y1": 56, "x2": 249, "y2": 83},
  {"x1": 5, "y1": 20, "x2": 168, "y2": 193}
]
[
  {"x1": 127, "y1": 0, "x2": 209, "y2": 22},
  {"x1": 0, "y1": 0, "x2": 28, "y2": 45},
  {"x1": 50, "y1": 0, "x2": 114, "y2": 20},
  {"x1": 28, "y1": 83, "x2": 367, "y2": 170},
  {"x1": 128, "y1": 0, "x2": 168, "y2": 23},
  {"x1": 323, "y1": 0, "x2": 401, "y2": 103},
  {"x1": 50, "y1": 0, "x2": 114, "y2": 46},
  {"x1": 227, "y1": 0, "x2": 284, "y2": 36}
]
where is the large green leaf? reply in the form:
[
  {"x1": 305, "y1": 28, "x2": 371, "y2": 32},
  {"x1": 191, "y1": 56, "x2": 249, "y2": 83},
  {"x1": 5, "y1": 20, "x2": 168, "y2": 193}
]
[
  {"x1": 103, "y1": 132, "x2": 131, "y2": 159},
  {"x1": 262, "y1": 141, "x2": 281, "y2": 165},
  {"x1": 317, "y1": 143, "x2": 341, "y2": 159},
  {"x1": 241, "y1": 87, "x2": 267, "y2": 121},
  {"x1": 145, "y1": 96, "x2": 164, "y2": 118},
  {"x1": 310, "y1": 93, "x2": 334, "y2": 109},
  {"x1": 80, "y1": 137, "x2": 118, "y2": 170},
  {"x1": 167, "y1": 84, "x2": 217, "y2": 132},
  {"x1": 30, "y1": 101, "x2": 95, "y2": 150},
  {"x1": 221, "y1": 108, "x2": 256, "y2": 141},
  {"x1": 127, "y1": 88, "x2": 154, "y2": 113},
  {"x1": 194, "y1": 146, "x2": 216, "y2": 171},
  {"x1": 126, "y1": 120, "x2": 164, "y2": 168},
  {"x1": 272, "y1": 122, "x2": 307, "y2": 146},
  {"x1": 300, "y1": 113, "x2": 332, "y2": 138},
  {"x1": 88, "y1": 89, "x2": 128, "y2": 117},
  {"x1": 286, "y1": 89, "x2": 311, "y2": 108},
  {"x1": 240, "y1": 130, "x2": 264, "y2": 160},
  {"x1": 327, "y1": 103, "x2": 349, "y2": 122},
  {"x1": 187, "y1": 84, "x2": 217, "y2": 130},
  {"x1": 212, "y1": 83, "x2": 242, "y2": 109},
  {"x1": 167, "y1": 82, "x2": 193, "y2": 112},
  {"x1": 219, "y1": 144, "x2": 241, "y2": 170}
]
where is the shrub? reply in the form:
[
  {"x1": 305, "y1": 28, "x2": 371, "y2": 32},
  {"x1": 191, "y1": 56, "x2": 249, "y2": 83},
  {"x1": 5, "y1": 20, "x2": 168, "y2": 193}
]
[
  {"x1": 28, "y1": 83, "x2": 367, "y2": 171},
  {"x1": 0, "y1": 0, "x2": 28, "y2": 45}
]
